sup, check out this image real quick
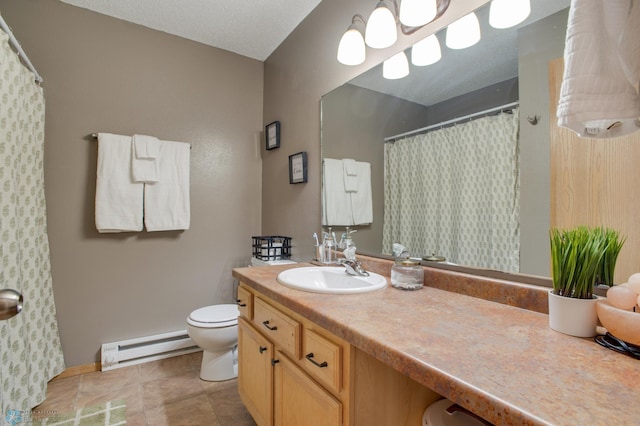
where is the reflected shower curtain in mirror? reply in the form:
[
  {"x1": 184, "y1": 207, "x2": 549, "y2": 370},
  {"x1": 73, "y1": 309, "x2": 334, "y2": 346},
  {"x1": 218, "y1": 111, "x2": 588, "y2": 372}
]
[
  {"x1": 383, "y1": 109, "x2": 520, "y2": 272},
  {"x1": 0, "y1": 30, "x2": 65, "y2": 415}
]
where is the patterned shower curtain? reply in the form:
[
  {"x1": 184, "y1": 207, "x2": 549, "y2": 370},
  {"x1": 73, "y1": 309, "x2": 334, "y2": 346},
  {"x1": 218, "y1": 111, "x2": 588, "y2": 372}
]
[
  {"x1": 0, "y1": 29, "x2": 65, "y2": 420},
  {"x1": 383, "y1": 108, "x2": 520, "y2": 272}
]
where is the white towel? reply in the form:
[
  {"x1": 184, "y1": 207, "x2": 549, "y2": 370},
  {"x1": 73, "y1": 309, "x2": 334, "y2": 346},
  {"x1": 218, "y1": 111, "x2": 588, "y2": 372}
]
[
  {"x1": 342, "y1": 158, "x2": 358, "y2": 193},
  {"x1": 350, "y1": 161, "x2": 373, "y2": 225},
  {"x1": 322, "y1": 158, "x2": 353, "y2": 226},
  {"x1": 95, "y1": 133, "x2": 144, "y2": 233},
  {"x1": 557, "y1": 0, "x2": 640, "y2": 138},
  {"x1": 343, "y1": 158, "x2": 357, "y2": 176},
  {"x1": 144, "y1": 140, "x2": 190, "y2": 231},
  {"x1": 133, "y1": 134, "x2": 160, "y2": 159},
  {"x1": 132, "y1": 134, "x2": 160, "y2": 183}
]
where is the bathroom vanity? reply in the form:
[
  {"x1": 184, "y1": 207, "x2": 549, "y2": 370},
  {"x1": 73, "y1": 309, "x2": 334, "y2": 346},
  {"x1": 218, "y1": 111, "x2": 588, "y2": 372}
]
[
  {"x1": 233, "y1": 258, "x2": 640, "y2": 425},
  {"x1": 235, "y1": 282, "x2": 438, "y2": 426}
]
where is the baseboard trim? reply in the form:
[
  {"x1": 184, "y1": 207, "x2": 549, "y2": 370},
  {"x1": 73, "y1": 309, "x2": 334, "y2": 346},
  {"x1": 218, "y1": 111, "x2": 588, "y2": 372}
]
[{"x1": 53, "y1": 362, "x2": 100, "y2": 380}]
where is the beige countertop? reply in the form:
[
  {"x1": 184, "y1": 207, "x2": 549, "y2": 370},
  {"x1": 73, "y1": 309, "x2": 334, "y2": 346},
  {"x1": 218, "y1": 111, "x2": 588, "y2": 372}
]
[{"x1": 233, "y1": 262, "x2": 639, "y2": 426}]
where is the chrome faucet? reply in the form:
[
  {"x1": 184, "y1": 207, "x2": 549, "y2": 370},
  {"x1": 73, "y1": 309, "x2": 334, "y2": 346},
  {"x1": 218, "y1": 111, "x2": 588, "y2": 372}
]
[{"x1": 337, "y1": 258, "x2": 369, "y2": 277}]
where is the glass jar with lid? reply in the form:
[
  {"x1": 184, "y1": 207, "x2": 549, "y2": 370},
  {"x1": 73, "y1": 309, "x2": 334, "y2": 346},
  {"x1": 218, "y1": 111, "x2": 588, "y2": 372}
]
[{"x1": 391, "y1": 259, "x2": 424, "y2": 290}]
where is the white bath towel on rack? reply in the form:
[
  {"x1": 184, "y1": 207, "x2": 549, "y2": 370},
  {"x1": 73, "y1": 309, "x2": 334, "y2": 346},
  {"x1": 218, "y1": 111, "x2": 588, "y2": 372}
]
[
  {"x1": 95, "y1": 133, "x2": 144, "y2": 233},
  {"x1": 144, "y1": 140, "x2": 190, "y2": 231},
  {"x1": 132, "y1": 134, "x2": 160, "y2": 183}
]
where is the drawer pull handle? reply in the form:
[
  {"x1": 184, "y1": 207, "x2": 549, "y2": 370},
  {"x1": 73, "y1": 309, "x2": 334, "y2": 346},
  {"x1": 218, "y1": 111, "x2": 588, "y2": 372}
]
[
  {"x1": 305, "y1": 353, "x2": 328, "y2": 368},
  {"x1": 236, "y1": 299, "x2": 247, "y2": 307},
  {"x1": 271, "y1": 358, "x2": 280, "y2": 366},
  {"x1": 262, "y1": 320, "x2": 278, "y2": 331},
  {"x1": 259, "y1": 346, "x2": 267, "y2": 354}
]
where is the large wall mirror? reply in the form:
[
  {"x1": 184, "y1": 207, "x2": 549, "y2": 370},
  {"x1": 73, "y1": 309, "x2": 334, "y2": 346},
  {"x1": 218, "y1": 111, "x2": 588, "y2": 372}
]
[{"x1": 321, "y1": 0, "x2": 571, "y2": 280}]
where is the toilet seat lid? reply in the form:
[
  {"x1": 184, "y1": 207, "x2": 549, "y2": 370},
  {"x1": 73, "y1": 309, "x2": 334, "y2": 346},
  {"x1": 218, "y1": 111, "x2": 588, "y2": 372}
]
[{"x1": 188, "y1": 304, "x2": 239, "y2": 327}]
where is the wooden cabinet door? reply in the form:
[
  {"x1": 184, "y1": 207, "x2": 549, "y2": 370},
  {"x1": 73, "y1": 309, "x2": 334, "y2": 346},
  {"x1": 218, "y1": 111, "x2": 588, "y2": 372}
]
[
  {"x1": 238, "y1": 318, "x2": 274, "y2": 426},
  {"x1": 274, "y1": 352, "x2": 342, "y2": 426}
]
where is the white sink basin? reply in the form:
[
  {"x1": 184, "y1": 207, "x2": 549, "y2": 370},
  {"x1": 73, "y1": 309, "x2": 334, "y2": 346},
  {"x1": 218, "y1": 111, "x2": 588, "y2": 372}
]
[{"x1": 277, "y1": 266, "x2": 387, "y2": 294}]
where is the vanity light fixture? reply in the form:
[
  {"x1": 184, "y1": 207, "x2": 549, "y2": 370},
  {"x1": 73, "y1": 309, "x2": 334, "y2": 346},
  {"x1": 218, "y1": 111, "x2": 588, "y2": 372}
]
[
  {"x1": 445, "y1": 12, "x2": 481, "y2": 50},
  {"x1": 365, "y1": 1, "x2": 398, "y2": 49},
  {"x1": 383, "y1": 51, "x2": 410, "y2": 79},
  {"x1": 399, "y1": 0, "x2": 437, "y2": 28},
  {"x1": 337, "y1": 14, "x2": 366, "y2": 65},
  {"x1": 411, "y1": 34, "x2": 441, "y2": 66},
  {"x1": 489, "y1": 0, "x2": 531, "y2": 29},
  {"x1": 338, "y1": 0, "x2": 451, "y2": 66}
]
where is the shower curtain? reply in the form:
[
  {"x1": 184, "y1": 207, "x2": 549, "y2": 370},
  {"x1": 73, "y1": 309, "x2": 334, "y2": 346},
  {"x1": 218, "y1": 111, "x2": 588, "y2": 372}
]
[
  {"x1": 383, "y1": 109, "x2": 520, "y2": 272},
  {"x1": 0, "y1": 29, "x2": 65, "y2": 420}
]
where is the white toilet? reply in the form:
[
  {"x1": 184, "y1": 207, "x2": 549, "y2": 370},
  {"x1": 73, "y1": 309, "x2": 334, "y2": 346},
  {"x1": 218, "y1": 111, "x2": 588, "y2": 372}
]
[{"x1": 187, "y1": 304, "x2": 239, "y2": 381}]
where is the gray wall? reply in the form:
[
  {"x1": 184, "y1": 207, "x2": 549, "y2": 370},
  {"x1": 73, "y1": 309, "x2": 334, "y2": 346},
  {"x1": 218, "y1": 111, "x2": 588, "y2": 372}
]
[
  {"x1": 1, "y1": 0, "x2": 263, "y2": 366},
  {"x1": 518, "y1": 8, "x2": 569, "y2": 276},
  {"x1": 321, "y1": 84, "x2": 430, "y2": 253}
]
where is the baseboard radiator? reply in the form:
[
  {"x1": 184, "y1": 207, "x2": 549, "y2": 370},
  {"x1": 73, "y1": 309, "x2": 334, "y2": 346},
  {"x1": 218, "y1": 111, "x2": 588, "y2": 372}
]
[{"x1": 101, "y1": 330, "x2": 200, "y2": 371}]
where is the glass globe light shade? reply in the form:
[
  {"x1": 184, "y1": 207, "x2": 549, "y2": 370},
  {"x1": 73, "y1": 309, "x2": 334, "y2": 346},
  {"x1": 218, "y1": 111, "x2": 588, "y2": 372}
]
[
  {"x1": 445, "y1": 12, "x2": 481, "y2": 50},
  {"x1": 399, "y1": 0, "x2": 437, "y2": 27},
  {"x1": 489, "y1": 0, "x2": 531, "y2": 29},
  {"x1": 411, "y1": 34, "x2": 441, "y2": 66},
  {"x1": 365, "y1": 1, "x2": 398, "y2": 49},
  {"x1": 383, "y1": 51, "x2": 409, "y2": 80},
  {"x1": 337, "y1": 25, "x2": 366, "y2": 65}
]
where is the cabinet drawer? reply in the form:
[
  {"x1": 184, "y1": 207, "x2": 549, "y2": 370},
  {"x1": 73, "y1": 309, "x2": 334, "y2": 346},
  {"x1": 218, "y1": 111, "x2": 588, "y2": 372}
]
[
  {"x1": 254, "y1": 297, "x2": 301, "y2": 359},
  {"x1": 237, "y1": 286, "x2": 253, "y2": 320},
  {"x1": 274, "y1": 352, "x2": 342, "y2": 426},
  {"x1": 303, "y1": 328, "x2": 342, "y2": 393}
]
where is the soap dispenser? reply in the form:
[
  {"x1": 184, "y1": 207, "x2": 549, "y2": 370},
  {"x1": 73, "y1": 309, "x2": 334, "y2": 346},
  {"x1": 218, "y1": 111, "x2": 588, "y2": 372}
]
[
  {"x1": 323, "y1": 228, "x2": 335, "y2": 264},
  {"x1": 340, "y1": 227, "x2": 357, "y2": 250}
]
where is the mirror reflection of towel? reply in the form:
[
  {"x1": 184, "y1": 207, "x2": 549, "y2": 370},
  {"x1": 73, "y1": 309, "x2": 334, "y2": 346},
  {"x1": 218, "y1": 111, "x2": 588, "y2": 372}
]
[
  {"x1": 343, "y1": 158, "x2": 358, "y2": 192},
  {"x1": 322, "y1": 158, "x2": 372, "y2": 226}
]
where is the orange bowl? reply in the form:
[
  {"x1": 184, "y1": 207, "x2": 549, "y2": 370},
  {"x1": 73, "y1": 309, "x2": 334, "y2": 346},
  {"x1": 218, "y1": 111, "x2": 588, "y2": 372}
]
[{"x1": 596, "y1": 299, "x2": 640, "y2": 346}]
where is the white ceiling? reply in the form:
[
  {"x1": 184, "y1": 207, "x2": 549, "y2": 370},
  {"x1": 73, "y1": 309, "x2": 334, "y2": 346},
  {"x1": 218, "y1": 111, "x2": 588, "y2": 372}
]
[{"x1": 58, "y1": 0, "x2": 322, "y2": 61}]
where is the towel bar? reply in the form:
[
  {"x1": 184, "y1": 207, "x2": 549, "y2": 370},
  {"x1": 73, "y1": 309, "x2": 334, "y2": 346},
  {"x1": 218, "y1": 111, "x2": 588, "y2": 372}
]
[{"x1": 90, "y1": 133, "x2": 191, "y2": 149}]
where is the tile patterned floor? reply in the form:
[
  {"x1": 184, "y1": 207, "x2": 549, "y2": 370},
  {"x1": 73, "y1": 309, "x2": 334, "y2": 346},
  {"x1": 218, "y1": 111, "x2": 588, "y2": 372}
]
[{"x1": 35, "y1": 351, "x2": 256, "y2": 425}]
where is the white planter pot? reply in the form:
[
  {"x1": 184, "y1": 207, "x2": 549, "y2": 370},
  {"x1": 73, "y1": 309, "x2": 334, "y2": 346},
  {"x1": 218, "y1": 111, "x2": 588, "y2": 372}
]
[{"x1": 548, "y1": 290, "x2": 599, "y2": 338}]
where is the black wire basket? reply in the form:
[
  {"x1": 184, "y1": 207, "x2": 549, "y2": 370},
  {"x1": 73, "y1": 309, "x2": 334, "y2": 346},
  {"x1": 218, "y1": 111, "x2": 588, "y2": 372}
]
[{"x1": 252, "y1": 236, "x2": 292, "y2": 261}]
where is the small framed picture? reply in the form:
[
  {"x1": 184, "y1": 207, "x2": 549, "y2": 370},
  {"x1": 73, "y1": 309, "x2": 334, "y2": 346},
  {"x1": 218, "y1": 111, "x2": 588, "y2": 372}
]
[
  {"x1": 265, "y1": 121, "x2": 280, "y2": 150},
  {"x1": 289, "y1": 152, "x2": 308, "y2": 184}
]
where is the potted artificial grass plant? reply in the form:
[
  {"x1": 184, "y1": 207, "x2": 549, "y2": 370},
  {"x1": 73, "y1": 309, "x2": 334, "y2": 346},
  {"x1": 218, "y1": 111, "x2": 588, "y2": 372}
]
[
  {"x1": 596, "y1": 228, "x2": 626, "y2": 287},
  {"x1": 548, "y1": 226, "x2": 625, "y2": 337}
]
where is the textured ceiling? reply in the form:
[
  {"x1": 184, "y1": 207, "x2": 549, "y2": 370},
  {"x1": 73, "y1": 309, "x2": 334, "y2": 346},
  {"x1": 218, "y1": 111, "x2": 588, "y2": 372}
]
[{"x1": 58, "y1": 0, "x2": 322, "y2": 61}]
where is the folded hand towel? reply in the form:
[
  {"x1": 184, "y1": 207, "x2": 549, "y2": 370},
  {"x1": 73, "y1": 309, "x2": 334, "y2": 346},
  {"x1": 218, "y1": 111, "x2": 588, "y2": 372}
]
[
  {"x1": 144, "y1": 140, "x2": 190, "y2": 231},
  {"x1": 343, "y1": 158, "x2": 358, "y2": 193},
  {"x1": 322, "y1": 158, "x2": 354, "y2": 226},
  {"x1": 95, "y1": 133, "x2": 144, "y2": 233},
  {"x1": 133, "y1": 134, "x2": 160, "y2": 159},
  {"x1": 557, "y1": 0, "x2": 640, "y2": 138},
  {"x1": 132, "y1": 134, "x2": 160, "y2": 183},
  {"x1": 343, "y1": 158, "x2": 357, "y2": 176}
]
